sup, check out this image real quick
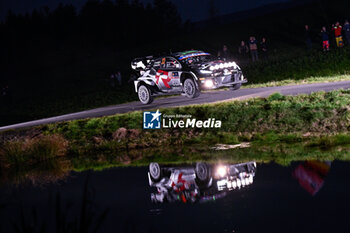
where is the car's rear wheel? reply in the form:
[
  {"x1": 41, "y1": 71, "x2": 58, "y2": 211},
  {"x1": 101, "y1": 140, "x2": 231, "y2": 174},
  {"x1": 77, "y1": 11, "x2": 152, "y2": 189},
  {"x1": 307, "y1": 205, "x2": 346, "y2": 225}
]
[
  {"x1": 184, "y1": 78, "x2": 200, "y2": 98},
  {"x1": 230, "y1": 83, "x2": 241, "y2": 91},
  {"x1": 149, "y1": 162, "x2": 161, "y2": 181},
  {"x1": 138, "y1": 84, "x2": 154, "y2": 104}
]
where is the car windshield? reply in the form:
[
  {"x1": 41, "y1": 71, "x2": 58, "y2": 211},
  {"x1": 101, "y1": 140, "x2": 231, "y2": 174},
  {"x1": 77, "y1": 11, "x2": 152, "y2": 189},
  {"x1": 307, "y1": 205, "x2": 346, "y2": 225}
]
[{"x1": 177, "y1": 52, "x2": 214, "y2": 65}]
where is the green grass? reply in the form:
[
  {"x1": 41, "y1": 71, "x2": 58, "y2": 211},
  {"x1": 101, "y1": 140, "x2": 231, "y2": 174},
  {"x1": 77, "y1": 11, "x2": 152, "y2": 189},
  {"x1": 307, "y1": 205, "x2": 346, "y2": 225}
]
[
  {"x1": 243, "y1": 48, "x2": 350, "y2": 85},
  {"x1": 43, "y1": 90, "x2": 350, "y2": 141},
  {"x1": 244, "y1": 74, "x2": 350, "y2": 88},
  {"x1": 0, "y1": 134, "x2": 68, "y2": 167}
]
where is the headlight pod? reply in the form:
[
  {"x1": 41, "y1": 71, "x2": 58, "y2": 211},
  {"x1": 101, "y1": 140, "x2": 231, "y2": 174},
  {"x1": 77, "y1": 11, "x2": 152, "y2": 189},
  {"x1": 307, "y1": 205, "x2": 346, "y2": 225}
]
[{"x1": 209, "y1": 62, "x2": 238, "y2": 71}]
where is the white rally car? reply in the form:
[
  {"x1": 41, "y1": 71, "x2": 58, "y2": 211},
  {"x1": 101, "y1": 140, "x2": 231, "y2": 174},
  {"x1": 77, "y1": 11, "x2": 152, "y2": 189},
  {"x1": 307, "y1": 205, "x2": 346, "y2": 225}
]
[{"x1": 131, "y1": 50, "x2": 247, "y2": 104}]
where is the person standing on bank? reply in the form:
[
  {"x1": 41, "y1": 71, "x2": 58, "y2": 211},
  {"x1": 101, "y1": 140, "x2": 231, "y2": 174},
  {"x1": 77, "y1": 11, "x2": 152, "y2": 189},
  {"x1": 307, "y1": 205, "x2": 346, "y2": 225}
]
[
  {"x1": 238, "y1": 41, "x2": 249, "y2": 59},
  {"x1": 304, "y1": 25, "x2": 312, "y2": 50},
  {"x1": 343, "y1": 20, "x2": 350, "y2": 45},
  {"x1": 260, "y1": 37, "x2": 268, "y2": 59},
  {"x1": 332, "y1": 22, "x2": 344, "y2": 48},
  {"x1": 320, "y1": 27, "x2": 330, "y2": 51},
  {"x1": 248, "y1": 36, "x2": 258, "y2": 62}
]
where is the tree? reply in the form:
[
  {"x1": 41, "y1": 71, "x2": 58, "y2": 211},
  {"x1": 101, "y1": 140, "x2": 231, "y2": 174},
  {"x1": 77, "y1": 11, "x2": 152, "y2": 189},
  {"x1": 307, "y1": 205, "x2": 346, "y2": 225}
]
[
  {"x1": 208, "y1": 0, "x2": 217, "y2": 19},
  {"x1": 153, "y1": 0, "x2": 181, "y2": 32}
]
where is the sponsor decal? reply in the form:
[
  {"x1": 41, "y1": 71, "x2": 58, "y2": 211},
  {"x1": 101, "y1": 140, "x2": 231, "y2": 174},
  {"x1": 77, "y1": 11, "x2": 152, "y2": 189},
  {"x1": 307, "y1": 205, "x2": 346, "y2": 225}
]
[
  {"x1": 171, "y1": 71, "x2": 179, "y2": 77},
  {"x1": 143, "y1": 110, "x2": 221, "y2": 129},
  {"x1": 155, "y1": 70, "x2": 171, "y2": 88},
  {"x1": 155, "y1": 70, "x2": 179, "y2": 88}
]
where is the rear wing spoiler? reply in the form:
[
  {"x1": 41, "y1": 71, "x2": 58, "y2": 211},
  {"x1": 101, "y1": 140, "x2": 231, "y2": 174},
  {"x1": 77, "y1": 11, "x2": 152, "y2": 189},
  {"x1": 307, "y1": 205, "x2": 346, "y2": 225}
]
[{"x1": 131, "y1": 56, "x2": 154, "y2": 71}]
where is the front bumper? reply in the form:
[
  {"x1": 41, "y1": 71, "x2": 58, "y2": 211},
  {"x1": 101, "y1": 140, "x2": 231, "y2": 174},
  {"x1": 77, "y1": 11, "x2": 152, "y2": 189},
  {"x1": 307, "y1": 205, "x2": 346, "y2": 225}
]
[{"x1": 199, "y1": 72, "x2": 247, "y2": 89}]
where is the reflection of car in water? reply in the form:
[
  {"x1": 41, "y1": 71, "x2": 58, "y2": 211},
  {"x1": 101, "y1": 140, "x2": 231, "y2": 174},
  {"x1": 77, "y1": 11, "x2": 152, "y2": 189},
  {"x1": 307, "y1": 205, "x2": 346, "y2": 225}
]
[
  {"x1": 148, "y1": 162, "x2": 256, "y2": 204},
  {"x1": 293, "y1": 161, "x2": 331, "y2": 196},
  {"x1": 131, "y1": 50, "x2": 247, "y2": 104}
]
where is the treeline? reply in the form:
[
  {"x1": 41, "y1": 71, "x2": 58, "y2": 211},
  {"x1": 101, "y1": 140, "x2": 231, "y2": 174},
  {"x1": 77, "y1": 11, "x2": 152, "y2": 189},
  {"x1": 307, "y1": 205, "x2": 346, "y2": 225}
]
[
  {"x1": 0, "y1": 0, "x2": 184, "y2": 51},
  {"x1": 0, "y1": 0, "x2": 188, "y2": 125}
]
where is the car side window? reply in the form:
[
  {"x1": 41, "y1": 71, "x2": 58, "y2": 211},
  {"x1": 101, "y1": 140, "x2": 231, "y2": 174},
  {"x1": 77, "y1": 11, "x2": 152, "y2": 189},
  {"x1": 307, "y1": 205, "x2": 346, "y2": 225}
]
[
  {"x1": 153, "y1": 59, "x2": 161, "y2": 70},
  {"x1": 166, "y1": 58, "x2": 181, "y2": 70}
]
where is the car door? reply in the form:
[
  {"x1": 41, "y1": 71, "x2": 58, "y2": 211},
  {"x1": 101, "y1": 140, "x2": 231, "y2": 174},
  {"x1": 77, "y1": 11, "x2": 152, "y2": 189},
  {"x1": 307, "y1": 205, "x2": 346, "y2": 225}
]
[
  {"x1": 154, "y1": 57, "x2": 169, "y2": 90},
  {"x1": 164, "y1": 57, "x2": 182, "y2": 91},
  {"x1": 154, "y1": 57, "x2": 182, "y2": 91}
]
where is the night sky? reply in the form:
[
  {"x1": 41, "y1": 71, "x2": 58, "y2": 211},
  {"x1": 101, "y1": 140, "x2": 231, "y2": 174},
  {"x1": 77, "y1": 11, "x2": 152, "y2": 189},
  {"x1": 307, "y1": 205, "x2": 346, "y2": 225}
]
[{"x1": 0, "y1": 0, "x2": 291, "y2": 22}]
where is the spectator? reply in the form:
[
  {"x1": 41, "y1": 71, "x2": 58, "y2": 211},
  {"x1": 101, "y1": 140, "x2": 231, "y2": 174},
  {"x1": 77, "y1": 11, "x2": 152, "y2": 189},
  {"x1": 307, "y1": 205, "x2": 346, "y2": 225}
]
[
  {"x1": 1, "y1": 85, "x2": 8, "y2": 97},
  {"x1": 304, "y1": 25, "x2": 312, "y2": 50},
  {"x1": 116, "y1": 71, "x2": 122, "y2": 86},
  {"x1": 217, "y1": 45, "x2": 232, "y2": 61},
  {"x1": 332, "y1": 22, "x2": 344, "y2": 48},
  {"x1": 343, "y1": 20, "x2": 350, "y2": 45},
  {"x1": 248, "y1": 36, "x2": 258, "y2": 62},
  {"x1": 110, "y1": 73, "x2": 117, "y2": 88},
  {"x1": 1, "y1": 84, "x2": 11, "y2": 106},
  {"x1": 260, "y1": 37, "x2": 268, "y2": 59},
  {"x1": 238, "y1": 41, "x2": 249, "y2": 59},
  {"x1": 128, "y1": 74, "x2": 137, "y2": 83},
  {"x1": 320, "y1": 27, "x2": 330, "y2": 51}
]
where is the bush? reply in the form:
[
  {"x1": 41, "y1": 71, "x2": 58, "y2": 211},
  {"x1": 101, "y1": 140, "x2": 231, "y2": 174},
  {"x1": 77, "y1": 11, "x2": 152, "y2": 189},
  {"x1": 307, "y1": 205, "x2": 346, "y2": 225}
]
[{"x1": 0, "y1": 134, "x2": 68, "y2": 168}]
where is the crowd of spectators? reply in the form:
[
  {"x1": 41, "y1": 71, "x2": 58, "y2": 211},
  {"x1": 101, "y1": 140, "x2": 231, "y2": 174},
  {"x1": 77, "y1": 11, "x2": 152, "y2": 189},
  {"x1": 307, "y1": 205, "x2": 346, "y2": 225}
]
[
  {"x1": 218, "y1": 36, "x2": 269, "y2": 63},
  {"x1": 217, "y1": 20, "x2": 350, "y2": 65},
  {"x1": 305, "y1": 20, "x2": 350, "y2": 51}
]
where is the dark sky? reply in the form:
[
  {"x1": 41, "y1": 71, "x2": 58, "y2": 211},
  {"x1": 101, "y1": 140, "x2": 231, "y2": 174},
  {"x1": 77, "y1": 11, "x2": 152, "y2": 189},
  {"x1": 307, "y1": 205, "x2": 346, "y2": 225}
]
[{"x1": 0, "y1": 0, "x2": 291, "y2": 22}]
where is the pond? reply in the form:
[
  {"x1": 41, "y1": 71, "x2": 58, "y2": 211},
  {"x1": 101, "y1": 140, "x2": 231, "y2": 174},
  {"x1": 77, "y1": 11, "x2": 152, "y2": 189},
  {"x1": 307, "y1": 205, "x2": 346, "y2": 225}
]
[{"x1": 0, "y1": 160, "x2": 349, "y2": 233}]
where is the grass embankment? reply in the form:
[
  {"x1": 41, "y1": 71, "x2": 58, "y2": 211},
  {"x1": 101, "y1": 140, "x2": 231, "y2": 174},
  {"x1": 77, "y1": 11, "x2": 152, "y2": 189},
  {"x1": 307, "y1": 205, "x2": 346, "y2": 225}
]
[
  {"x1": 2, "y1": 90, "x2": 350, "y2": 183},
  {"x1": 243, "y1": 48, "x2": 350, "y2": 88},
  {"x1": 244, "y1": 74, "x2": 350, "y2": 88}
]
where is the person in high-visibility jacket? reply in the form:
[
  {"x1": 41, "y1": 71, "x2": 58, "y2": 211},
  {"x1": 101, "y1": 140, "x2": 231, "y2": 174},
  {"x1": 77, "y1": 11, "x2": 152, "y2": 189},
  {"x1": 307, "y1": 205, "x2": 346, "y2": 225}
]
[{"x1": 332, "y1": 22, "x2": 344, "y2": 48}]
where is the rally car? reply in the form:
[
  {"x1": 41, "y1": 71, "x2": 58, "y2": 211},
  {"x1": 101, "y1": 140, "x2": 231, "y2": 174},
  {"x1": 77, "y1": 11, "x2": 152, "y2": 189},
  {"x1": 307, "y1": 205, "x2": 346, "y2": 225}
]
[
  {"x1": 131, "y1": 50, "x2": 247, "y2": 104},
  {"x1": 148, "y1": 161, "x2": 256, "y2": 204}
]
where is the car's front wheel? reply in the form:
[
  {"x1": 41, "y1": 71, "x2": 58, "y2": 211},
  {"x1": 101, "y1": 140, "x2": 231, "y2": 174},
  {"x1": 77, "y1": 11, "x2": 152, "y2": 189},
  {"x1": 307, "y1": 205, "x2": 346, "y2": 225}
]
[
  {"x1": 195, "y1": 162, "x2": 211, "y2": 183},
  {"x1": 230, "y1": 83, "x2": 241, "y2": 91},
  {"x1": 183, "y1": 78, "x2": 200, "y2": 98},
  {"x1": 138, "y1": 84, "x2": 154, "y2": 104}
]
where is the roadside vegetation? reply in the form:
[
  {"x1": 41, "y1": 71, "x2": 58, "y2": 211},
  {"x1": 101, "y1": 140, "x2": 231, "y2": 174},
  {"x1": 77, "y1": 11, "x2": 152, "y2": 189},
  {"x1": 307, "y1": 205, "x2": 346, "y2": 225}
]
[
  {"x1": 2, "y1": 90, "x2": 350, "y2": 184},
  {"x1": 244, "y1": 74, "x2": 350, "y2": 88}
]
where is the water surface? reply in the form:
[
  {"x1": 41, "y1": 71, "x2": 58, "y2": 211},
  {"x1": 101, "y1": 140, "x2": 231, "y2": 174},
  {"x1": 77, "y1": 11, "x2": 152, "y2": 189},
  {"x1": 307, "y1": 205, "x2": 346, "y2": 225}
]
[{"x1": 1, "y1": 161, "x2": 349, "y2": 233}]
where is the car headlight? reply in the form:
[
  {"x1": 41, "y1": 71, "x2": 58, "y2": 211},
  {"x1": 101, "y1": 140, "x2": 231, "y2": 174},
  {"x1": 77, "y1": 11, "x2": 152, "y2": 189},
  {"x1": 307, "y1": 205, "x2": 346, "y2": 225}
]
[
  {"x1": 204, "y1": 79, "x2": 214, "y2": 88},
  {"x1": 249, "y1": 175, "x2": 253, "y2": 184},
  {"x1": 216, "y1": 166, "x2": 227, "y2": 177}
]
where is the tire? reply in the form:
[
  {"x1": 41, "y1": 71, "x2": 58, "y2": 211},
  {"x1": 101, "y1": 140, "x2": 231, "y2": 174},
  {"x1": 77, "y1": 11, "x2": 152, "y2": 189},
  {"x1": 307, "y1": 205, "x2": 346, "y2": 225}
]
[
  {"x1": 149, "y1": 162, "x2": 161, "y2": 181},
  {"x1": 195, "y1": 162, "x2": 210, "y2": 182},
  {"x1": 183, "y1": 78, "x2": 200, "y2": 98},
  {"x1": 230, "y1": 83, "x2": 241, "y2": 91},
  {"x1": 138, "y1": 84, "x2": 154, "y2": 104}
]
